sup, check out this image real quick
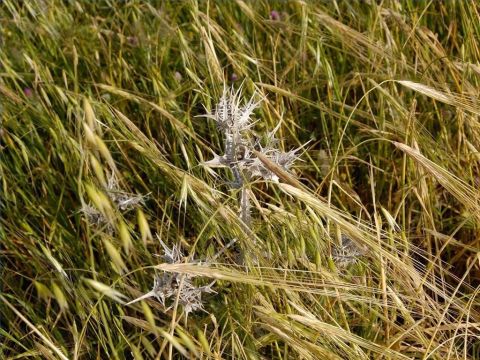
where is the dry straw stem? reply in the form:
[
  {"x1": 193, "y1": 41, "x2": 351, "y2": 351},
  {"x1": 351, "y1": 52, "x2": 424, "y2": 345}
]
[
  {"x1": 394, "y1": 142, "x2": 480, "y2": 222},
  {"x1": 155, "y1": 263, "x2": 391, "y2": 305},
  {"x1": 398, "y1": 80, "x2": 480, "y2": 116},
  {"x1": 0, "y1": 295, "x2": 69, "y2": 360},
  {"x1": 252, "y1": 149, "x2": 304, "y2": 189},
  {"x1": 153, "y1": 260, "x2": 467, "y2": 323}
]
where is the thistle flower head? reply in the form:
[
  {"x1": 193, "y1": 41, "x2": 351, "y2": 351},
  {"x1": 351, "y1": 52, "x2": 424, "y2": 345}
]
[
  {"x1": 111, "y1": 192, "x2": 145, "y2": 211},
  {"x1": 150, "y1": 273, "x2": 177, "y2": 306},
  {"x1": 207, "y1": 86, "x2": 259, "y2": 134},
  {"x1": 158, "y1": 236, "x2": 183, "y2": 263},
  {"x1": 80, "y1": 173, "x2": 146, "y2": 230},
  {"x1": 127, "y1": 238, "x2": 216, "y2": 316},
  {"x1": 80, "y1": 202, "x2": 108, "y2": 227},
  {"x1": 332, "y1": 234, "x2": 366, "y2": 267},
  {"x1": 146, "y1": 273, "x2": 215, "y2": 314},
  {"x1": 105, "y1": 173, "x2": 146, "y2": 211},
  {"x1": 272, "y1": 147, "x2": 303, "y2": 171},
  {"x1": 176, "y1": 280, "x2": 216, "y2": 314},
  {"x1": 202, "y1": 88, "x2": 307, "y2": 183}
]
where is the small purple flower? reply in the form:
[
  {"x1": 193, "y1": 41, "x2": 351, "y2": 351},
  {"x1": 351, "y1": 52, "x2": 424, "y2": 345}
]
[
  {"x1": 23, "y1": 87, "x2": 33, "y2": 97},
  {"x1": 270, "y1": 10, "x2": 280, "y2": 21},
  {"x1": 230, "y1": 73, "x2": 238, "y2": 82}
]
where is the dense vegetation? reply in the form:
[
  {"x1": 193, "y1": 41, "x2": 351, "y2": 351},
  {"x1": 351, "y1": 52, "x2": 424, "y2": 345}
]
[{"x1": 1, "y1": 1, "x2": 480, "y2": 358}]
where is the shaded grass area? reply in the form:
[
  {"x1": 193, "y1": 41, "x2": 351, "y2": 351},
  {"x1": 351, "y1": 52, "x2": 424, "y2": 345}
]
[{"x1": 1, "y1": 0, "x2": 480, "y2": 358}]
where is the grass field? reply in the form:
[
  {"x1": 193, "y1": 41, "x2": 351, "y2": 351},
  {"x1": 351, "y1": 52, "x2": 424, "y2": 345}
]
[{"x1": 1, "y1": 1, "x2": 480, "y2": 359}]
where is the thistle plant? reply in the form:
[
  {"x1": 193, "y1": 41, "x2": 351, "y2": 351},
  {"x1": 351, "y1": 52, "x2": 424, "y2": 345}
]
[
  {"x1": 126, "y1": 87, "x2": 306, "y2": 317},
  {"x1": 104, "y1": 174, "x2": 146, "y2": 211},
  {"x1": 202, "y1": 86, "x2": 305, "y2": 230},
  {"x1": 81, "y1": 173, "x2": 146, "y2": 229},
  {"x1": 126, "y1": 237, "x2": 215, "y2": 316},
  {"x1": 332, "y1": 234, "x2": 366, "y2": 267}
]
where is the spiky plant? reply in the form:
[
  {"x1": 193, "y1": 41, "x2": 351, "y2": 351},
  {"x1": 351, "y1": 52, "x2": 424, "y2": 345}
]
[
  {"x1": 202, "y1": 86, "x2": 306, "y2": 231},
  {"x1": 126, "y1": 237, "x2": 215, "y2": 318},
  {"x1": 80, "y1": 173, "x2": 146, "y2": 230}
]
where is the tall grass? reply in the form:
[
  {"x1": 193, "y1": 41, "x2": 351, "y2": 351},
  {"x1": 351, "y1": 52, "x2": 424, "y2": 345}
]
[{"x1": 1, "y1": 1, "x2": 480, "y2": 359}]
